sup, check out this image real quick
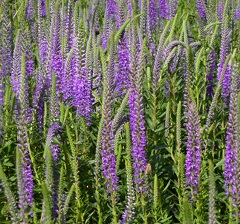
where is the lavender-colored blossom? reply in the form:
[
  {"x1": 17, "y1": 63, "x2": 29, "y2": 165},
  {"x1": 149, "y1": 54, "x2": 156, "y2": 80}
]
[
  {"x1": 129, "y1": 88, "x2": 147, "y2": 187},
  {"x1": 149, "y1": 0, "x2": 158, "y2": 30},
  {"x1": 116, "y1": 35, "x2": 131, "y2": 94},
  {"x1": 23, "y1": 31, "x2": 35, "y2": 78},
  {"x1": 73, "y1": 74, "x2": 92, "y2": 122},
  {"x1": 107, "y1": 0, "x2": 117, "y2": 20},
  {"x1": 38, "y1": 0, "x2": 48, "y2": 66},
  {"x1": 102, "y1": 9, "x2": 113, "y2": 50},
  {"x1": 224, "y1": 63, "x2": 238, "y2": 200},
  {"x1": 121, "y1": 185, "x2": 136, "y2": 224},
  {"x1": 218, "y1": 1, "x2": 223, "y2": 21},
  {"x1": 185, "y1": 102, "x2": 201, "y2": 197},
  {"x1": 0, "y1": 2, "x2": 12, "y2": 111},
  {"x1": 169, "y1": 0, "x2": 178, "y2": 17},
  {"x1": 41, "y1": 0, "x2": 47, "y2": 17},
  {"x1": 101, "y1": 38, "x2": 118, "y2": 194},
  {"x1": 102, "y1": 0, "x2": 117, "y2": 50},
  {"x1": 17, "y1": 64, "x2": 34, "y2": 219},
  {"x1": 159, "y1": 0, "x2": 171, "y2": 20},
  {"x1": 217, "y1": 10, "x2": 230, "y2": 105},
  {"x1": 236, "y1": 2, "x2": 240, "y2": 19},
  {"x1": 17, "y1": 145, "x2": 34, "y2": 219},
  {"x1": 116, "y1": 0, "x2": 125, "y2": 30},
  {"x1": 26, "y1": 0, "x2": 34, "y2": 21},
  {"x1": 101, "y1": 121, "x2": 118, "y2": 193},
  {"x1": 71, "y1": 34, "x2": 93, "y2": 123},
  {"x1": 197, "y1": 0, "x2": 206, "y2": 19},
  {"x1": 146, "y1": 1, "x2": 156, "y2": 55},
  {"x1": 26, "y1": 0, "x2": 36, "y2": 39},
  {"x1": 33, "y1": 70, "x2": 47, "y2": 132},
  {"x1": 222, "y1": 65, "x2": 231, "y2": 104},
  {"x1": 206, "y1": 51, "x2": 216, "y2": 98},
  {"x1": 46, "y1": 124, "x2": 61, "y2": 162},
  {"x1": 165, "y1": 80, "x2": 170, "y2": 97},
  {"x1": 62, "y1": 2, "x2": 74, "y2": 52},
  {"x1": 128, "y1": 25, "x2": 147, "y2": 189},
  {"x1": 0, "y1": 82, "x2": 3, "y2": 107},
  {"x1": 11, "y1": 33, "x2": 30, "y2": 109},
  {"x1": 0, "y1": 1, "x2": 12, "y2": 79},
  {"x1": 126, "y1": 0, "x2": 133, "y2": 18},
  {"x1": 39, "y1": 38, "x2": 48, "y2": 66},
  {"x1": 51, "y1": 12, "x2": 64, "y2": 96}
]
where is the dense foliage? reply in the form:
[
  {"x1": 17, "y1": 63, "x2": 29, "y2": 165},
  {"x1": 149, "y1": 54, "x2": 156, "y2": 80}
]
[{"x1": 0, "y1": 0, "x2": 240, "y2": 223}]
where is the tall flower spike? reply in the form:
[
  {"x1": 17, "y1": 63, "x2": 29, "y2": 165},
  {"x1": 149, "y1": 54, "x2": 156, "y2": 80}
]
[
  {"x1": 41, "y1": 0, "x2": 47, "y2": 17},
  {"x1": 197, "y1": 0, "x2": 206, "y2": 19},
  {"x1": 116, "y1": 17, "x2": 131, "y2": 95},
  {"x1": 224, "y1": 60, "x2": 238, "y2": 201},
  {"x1": 49, "y1": 72, "x2": 59, "y2": 125},
  {"x1": 129, "y1": 23, "x2": 147, "y2": 189},
  {"x1": 46, "y1": 124, "x2": 61, "y2": 163},
  {"x1": 208, "y1": 159, "x2": 216, "y2": 224},
  {"x1": 140, "y1": 0, "x2": 147, "y2": 41},
  {"x1": 102, "y1": 3, "x2": 114, "y2": 50},
  {"x1": 185, "y1": 101, "x2": 201, "y2": 199},
  {"x1": 101, "y1": 35, "x2": 118, "y2": 193},
  {"x1": 116, "y1": 0, "x2": 125, "y2": 30},
  {"x1": 236, "y1": 1, "x2": 240, "y2": 19},
  {"x1": 11, "y1": 31, "x2": 22, "y2": 97},
  {"x1": 146, "y1": 0, "x2": 156, "y2": 55},
  {"x1": 107, "y1": 0, "x2": 117, "y2": 20},
  {"x1": 38, "y1": 0, "x2": 48, "y2": 66},
  {"x1": 121, "y1": 123, "x2": 136, "y2": 223},
  {"x1": 51, "y1": 7, "x2": 64, "y2": 96},
  {"x1": 148, "y1": 0, "x2": 158, "y2": 30},
  {"x1": 218, "y1": 1, "x2": 223, "y2": 21},
  {"x1": 17, "y1": 54, "x2": 34, "y2": 220},
  {"x1": 218, "y1": 1, "x2": 231, "y2": 104},
  {"x1": 0, "y1": 0, "x2": 12, "y2": 78},
  {"x1": 169, "y1": 0, "x2": 178, "y2": 18},
  {"x1": 0, "y1": 0, "x2": 12, "y2": 129},
  {"x1": 206, "y1": 51, "x2": 216, "y2": 98},
  {"x1": 26, "y1": 0, "x2": 36, "y2": 39},
  {"x1": 72, "y1": 30, "x2": 93, "y2": 123},
  {"x1": 217, "y1": 0, "x2": 230, "y2": 82},
  {"x1": 33, "y1": 69, "x2": 47, "y2": 132},
  {"x1": 159, "y1": 0, "x2": 171, "y2": 20}
]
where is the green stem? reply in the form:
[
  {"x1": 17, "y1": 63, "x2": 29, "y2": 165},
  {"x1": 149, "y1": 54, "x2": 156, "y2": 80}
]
[
  {"x1": 141, "y1": 192, "x2": 148, "y2": 224},
  {"x1": 96, "y1": 185, "x2": 103, "y2": 224},
  {"x1": 112, "y1": 192, "x2": 118, "y2": 224},
  {"x1": 229, "y1": 194, "x2": 233, "y2": 224}
]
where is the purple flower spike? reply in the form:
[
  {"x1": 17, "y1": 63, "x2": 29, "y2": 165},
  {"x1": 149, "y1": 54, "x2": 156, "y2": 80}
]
[
  {"x1": 185, "y1": 102, "x2": 201, "y2": 197},
  {"x1": 46, "y1": 124, "x2": 61, "y2": 162},
  {"x1": 222, "y1": 65, "x2": 231, "y2": 104},
  {"x1": 116, "y1": 35, "x2": 131, "y2": 95},
  {"x1": 206, "y1": 51, "x2": 216, "y2": 98},
  {"x1": 101, "y1": 121, "x2": 119, "y2": 193},
  {"x1": 236, "y1": 2, "x2": 240, "y2": 19},
  {"x1": 159, "y1": 0, "x2": 171, "y2": 20},
  {"x1": 224, "y1": 63, "x2": 239, "y2": 201},
  {"x1": 17, "y1": 147, "x2": 34, "y2": 219},
  {"x1": 129, "y1": 88, "x2": 147, "y2": 187},
  {"x1": 107, "y1": 0, "x2": 116, "y2": 20},
  {"x1": 149, "y1": 0, "x2": 158, "y2": 30},
  {"x1": 197, "y1": 0, "x2": 206, "y2": 19},
  {"x1": 218, "y1": 2, "x2": 223, "y2": 21},
  {"x1": 41, "y1": 0, "x2": 47, "y2": 17}
]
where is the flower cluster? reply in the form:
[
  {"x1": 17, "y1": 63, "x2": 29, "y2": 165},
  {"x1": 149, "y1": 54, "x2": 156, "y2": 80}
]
[
  {"x1": 197, "y1": 0, "x2": 206, "y2": 19},
  {"x1": 185, "y1": 102, "x2": 201, "y2": 197},
  {"x1": 224, "y1": 63, "x2": 239, "y2": 200}
]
